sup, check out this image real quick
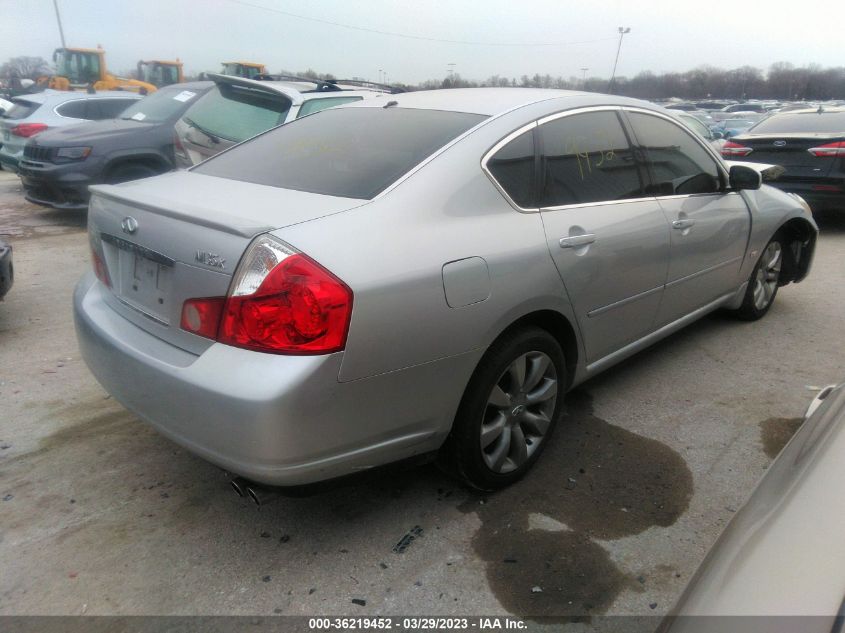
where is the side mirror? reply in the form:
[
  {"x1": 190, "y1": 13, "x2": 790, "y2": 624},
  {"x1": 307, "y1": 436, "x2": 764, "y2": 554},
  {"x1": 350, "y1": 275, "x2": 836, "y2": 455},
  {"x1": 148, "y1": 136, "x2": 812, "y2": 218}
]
[
  {"x1": 711, "y1": 130, "x2": 724, "y2": 139},
  {"x1": 729, "y1": 164, "x2": 762, "y2": 191}
]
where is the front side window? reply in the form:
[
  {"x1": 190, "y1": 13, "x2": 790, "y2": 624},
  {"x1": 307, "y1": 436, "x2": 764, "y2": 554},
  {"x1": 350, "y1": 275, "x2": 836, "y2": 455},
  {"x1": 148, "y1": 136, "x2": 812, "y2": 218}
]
[
  {"x1": 485, "y1": 128, "x2": 535, "y2": 208},
  {"x1": 182, "y1": 84, "x2": 291, "y2": 143},
  {"x1": 627, "y1": 111, "x2": 721, "y2": 196},
  {"x1": 539, "y1": 110, "x2": 643, "y2": 207}
]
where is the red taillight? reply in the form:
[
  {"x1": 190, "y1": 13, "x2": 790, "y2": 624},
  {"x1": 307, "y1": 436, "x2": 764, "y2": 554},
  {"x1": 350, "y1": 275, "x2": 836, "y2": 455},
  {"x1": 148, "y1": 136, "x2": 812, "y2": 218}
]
[
  {"x1": 181, "y1": 237, "x2": 353, "y2": 355},
  {"x1": 807, "y1": 141, "x2": 845, "y2": 157},
  {"x1": 721, "y1": 141, "x2": 753, "y2": 157},
  {"x1": 91, "y1": 248, "x2": 111, "y2": 288},
  {"x1": 11, "y1": 123, "x2": 47, "y2": 138},
  {"x1": 181, "y1": 297, "x2": 225, "y2": 339}
]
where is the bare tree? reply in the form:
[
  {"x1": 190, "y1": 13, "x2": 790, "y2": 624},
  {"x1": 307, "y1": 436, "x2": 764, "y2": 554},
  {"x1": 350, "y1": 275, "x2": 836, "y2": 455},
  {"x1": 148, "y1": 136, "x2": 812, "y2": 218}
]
[{"x1": 1, "y1": 56, "x2": 52, "y2": 80}]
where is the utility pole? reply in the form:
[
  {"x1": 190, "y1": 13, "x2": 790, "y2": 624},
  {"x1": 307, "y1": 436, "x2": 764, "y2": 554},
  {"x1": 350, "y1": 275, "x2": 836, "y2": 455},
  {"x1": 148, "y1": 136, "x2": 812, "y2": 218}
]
[
  {"x1": 608, "y1": 27, "x2": 630, "y2": 94},
  {"x1": 53, "y1": 0, "x2": 67, "y2": 48},
  {"x1": 580, "y1": 67, "x2": 589, "y2": 87}
]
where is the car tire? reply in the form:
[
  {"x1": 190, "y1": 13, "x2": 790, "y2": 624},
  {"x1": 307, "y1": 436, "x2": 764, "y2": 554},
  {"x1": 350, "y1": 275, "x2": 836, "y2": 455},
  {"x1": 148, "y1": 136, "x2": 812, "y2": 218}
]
[
  {"x1": 105, "y1": 163, "x2": 160, "y2": 185},
  {"x1": 439, "y1": 326, "x2": 566, "y2": 491},
  {"x1": 730, "y1": 233, "x2": 785, "y2": 321}
]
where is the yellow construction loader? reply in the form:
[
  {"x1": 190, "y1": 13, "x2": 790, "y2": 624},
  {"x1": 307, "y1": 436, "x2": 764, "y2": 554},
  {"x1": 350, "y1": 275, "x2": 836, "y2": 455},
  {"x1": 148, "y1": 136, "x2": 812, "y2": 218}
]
[
  {"x1": 40, "y1": 47, "x2": 157, "y2": 93},
  {"x1": 220, "y1": 61, "x2": 268, "y2": 79},
  {"x1": 137, "y1": 60, "x2": 184, "y2": 87}
]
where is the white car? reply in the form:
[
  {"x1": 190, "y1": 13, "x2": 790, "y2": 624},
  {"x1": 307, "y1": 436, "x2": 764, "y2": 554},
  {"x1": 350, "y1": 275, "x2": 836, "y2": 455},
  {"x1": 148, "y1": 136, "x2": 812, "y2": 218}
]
[{"x1": 173, "y1": 73, "x2": 393, "y2": 167}]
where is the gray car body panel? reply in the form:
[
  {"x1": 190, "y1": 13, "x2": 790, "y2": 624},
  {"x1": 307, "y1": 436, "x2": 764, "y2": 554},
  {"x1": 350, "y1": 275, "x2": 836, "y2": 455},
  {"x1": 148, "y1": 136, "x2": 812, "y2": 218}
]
[
  {"x1": 74, "y1": 88, "x2": 818, "y2": 485},
  {"x1": 660, "y1": 384, "x2": 845, "y2": 627}
]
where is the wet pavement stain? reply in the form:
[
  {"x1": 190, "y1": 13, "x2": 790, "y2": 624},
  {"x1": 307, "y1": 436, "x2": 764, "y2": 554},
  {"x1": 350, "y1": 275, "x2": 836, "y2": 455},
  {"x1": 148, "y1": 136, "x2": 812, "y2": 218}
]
[
  {"x1": 460, "y1": 390, "x2": 694, "y2": 620},
  {"x1": 759, "y1": 417, "x2": 804, "y2": 459}
]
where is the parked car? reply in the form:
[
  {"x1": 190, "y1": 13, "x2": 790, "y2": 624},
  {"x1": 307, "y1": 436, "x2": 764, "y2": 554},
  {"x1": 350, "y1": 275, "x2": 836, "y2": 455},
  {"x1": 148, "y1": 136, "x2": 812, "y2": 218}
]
[
  {"x1": 713, "y1": 116, "x2": 762, "y2": 138},
  {"x1": 721, "y1": 102, "x2": 768, "y2": 114},
  {"x1": 17, "y1": 81, "x2": 213, "y2": 210},
  {"x1": 0, "y1": 91, "x2": 141, "y2": 172},
  {"x1": 75, "y1": 89, "x2": 817, "y2": 493},
  {"x1": 173, "y1": 73, "x2": 387, "y2": 167},
  {"x1": 0, "y1": 237, "x2": 12, "y2": 300},
  {"x1": 658, "y1": 383, "x2": 845, "y2": 631},
  {"x1": 672, "y1": 112, "x2": 726, "y2": 152},
  {"x1": 664, "y1": 103, "x2": 699, "y2": 112},
  {"x1": 723, "y1": 107, "x2": 845, "y2": 211}
]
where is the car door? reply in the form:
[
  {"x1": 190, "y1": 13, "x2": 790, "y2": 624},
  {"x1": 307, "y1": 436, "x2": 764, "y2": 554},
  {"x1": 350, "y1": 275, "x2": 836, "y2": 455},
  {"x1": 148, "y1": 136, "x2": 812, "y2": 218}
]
[
  {"x1": 534, "y1": 108, "x2": 671, "y2": 364},
  {"x1": 624, "y1": 109, "x2": 751, "y2": 326}
]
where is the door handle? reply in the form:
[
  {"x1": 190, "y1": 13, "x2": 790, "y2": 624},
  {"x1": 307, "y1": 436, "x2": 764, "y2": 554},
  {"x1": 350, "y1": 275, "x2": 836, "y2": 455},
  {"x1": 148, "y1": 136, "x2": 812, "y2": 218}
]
[
  {"x1": 559, "y1": 234, "x2": 597, "y2": 248},
  {"x1": 672, "y1": 218, "x2": 696, "y2": 230}
]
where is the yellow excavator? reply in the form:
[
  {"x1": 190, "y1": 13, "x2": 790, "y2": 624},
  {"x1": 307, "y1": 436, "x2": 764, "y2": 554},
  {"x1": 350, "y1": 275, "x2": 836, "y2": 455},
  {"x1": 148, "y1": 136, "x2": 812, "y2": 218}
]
[
  {"x1": 220, "y1": 61, "x2": 267, "y2": 79},
  {"x1": 137, "y1": 60, "x2": 184, "y2": 88},
  {"x1": 39, "y1": 47, "x2": 157, "y2": 93}
]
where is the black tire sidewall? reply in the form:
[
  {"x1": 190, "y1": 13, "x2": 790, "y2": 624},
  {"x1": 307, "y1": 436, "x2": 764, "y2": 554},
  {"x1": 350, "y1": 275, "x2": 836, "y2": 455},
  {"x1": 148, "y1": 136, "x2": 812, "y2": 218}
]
[
  {"x1": 736, "y1": 234, "x2": 784, "y2": 320},
  {"x1": 447, "y1": 326, "x2": 566, "y2": 491},
  {"x1": 106, "y1": 164, "x2": 158, "y2": 184}
]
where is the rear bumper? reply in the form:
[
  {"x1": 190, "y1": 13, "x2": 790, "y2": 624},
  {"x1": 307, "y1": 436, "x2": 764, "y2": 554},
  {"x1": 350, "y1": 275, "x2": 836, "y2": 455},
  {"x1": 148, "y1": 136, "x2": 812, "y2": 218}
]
[
  {"x1": 18, "y1": 160, "x2": 96, "y2": 210},
  {"x1": 0, "y1": 242, "x2": 13, "y2": 300},
  {"x1": 74, "y1": 273, "x2": 474, "y2": 485}
]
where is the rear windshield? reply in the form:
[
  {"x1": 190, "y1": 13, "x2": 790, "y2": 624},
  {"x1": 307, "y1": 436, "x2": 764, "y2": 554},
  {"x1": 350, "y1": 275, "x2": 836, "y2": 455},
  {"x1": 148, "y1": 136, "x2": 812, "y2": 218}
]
[
  {"x1": 121, "y1": 86, "x2": 204, "y2": 124},
  {"x1": 195, "y1": 107, "x2": 487, "y2": 199},
  {"x1": 2, "y1": 99, "x2": 40, "y2": 120},
  {"x1": 182, "y1": 83, "x2": 291, "y2": 142},
  {"x1": 749, "y1": 111, "x2": 845, "y2": 134}
]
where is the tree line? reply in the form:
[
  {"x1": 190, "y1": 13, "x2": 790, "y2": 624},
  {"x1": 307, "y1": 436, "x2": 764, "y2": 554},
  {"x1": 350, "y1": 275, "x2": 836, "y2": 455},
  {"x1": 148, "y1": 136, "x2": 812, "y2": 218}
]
[{"x1": 4, "y1": 55, "x2": 845, "y2": 101}]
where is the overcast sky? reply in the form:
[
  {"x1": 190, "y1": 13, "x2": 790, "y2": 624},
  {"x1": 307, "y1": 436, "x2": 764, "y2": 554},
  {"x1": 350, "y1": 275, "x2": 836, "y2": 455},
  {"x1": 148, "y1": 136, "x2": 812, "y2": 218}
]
[{"x1": 0, "y1": 0, "x2": 841, "y2": 83}]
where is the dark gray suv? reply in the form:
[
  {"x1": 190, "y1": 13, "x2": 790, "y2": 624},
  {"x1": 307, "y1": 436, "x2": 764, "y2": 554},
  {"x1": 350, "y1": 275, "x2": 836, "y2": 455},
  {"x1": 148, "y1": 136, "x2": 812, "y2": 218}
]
[{"x1": 17, "y1": 82, "x2": 212, "y2": 210}]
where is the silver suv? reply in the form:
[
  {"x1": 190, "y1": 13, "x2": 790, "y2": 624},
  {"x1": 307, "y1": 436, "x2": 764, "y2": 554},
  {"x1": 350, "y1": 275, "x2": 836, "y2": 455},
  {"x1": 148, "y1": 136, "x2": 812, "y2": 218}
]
[
  {"x1": 173, "y1": 73, "x2": 390, "y2": 167},
  {"x1": 0, "y1": 90, "x2": 141, "y2": 171}
]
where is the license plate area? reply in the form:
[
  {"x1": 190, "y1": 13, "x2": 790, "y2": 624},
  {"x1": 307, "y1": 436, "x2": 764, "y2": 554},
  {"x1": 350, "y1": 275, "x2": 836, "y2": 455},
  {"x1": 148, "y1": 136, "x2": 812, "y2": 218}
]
[{"x1": 101, "y1": 233, "x2": 174, "y2": 324}]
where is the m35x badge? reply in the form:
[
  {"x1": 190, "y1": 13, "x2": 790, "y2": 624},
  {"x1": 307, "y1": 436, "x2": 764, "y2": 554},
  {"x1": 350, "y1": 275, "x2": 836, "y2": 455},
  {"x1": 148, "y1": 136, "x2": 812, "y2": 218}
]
[{"x1": 195, "y1": 250, "x2": 226, "y2": 268}]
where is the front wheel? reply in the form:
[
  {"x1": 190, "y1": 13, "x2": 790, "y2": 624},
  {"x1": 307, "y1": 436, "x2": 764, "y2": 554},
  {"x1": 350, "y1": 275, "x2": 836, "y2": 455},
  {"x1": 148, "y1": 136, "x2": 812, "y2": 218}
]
[
  {"x1": 440, "y1": 326, "x2": 566, "y2": 491},
  {"x1": 731, "y1": 234, "x2": 784, "y2": 321}
]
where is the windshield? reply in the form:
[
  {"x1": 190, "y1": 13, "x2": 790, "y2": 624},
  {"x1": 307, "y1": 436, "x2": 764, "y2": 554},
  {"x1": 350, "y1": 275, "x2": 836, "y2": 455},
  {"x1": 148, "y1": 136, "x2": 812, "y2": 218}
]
[
  {"x1": 55, "y1": 50, "x2": 101, "y2": 85},
  {"x1": 121, "y1": 86, "x2": 202, "y2": 123},
  {"x1": 749, "y1": 111, "x2": 845, "y2": 134},
  {"x1": 182, "y1": 83, "x2": 291, "y2": 142},
  {"x1": 140, "y1": 63, "x2": 180, "y2": 87},
  {"x1": 221, "y1": 63, "x2": 262, "y2": 78},
  {"x1": 195, "y1": 107, "x2": 487, "y2": 199}
]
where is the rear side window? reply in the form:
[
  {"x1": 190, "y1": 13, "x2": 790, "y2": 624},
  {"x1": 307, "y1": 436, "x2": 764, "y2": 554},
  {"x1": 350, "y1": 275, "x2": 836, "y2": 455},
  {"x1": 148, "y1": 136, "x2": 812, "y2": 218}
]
[
  {"x1": 627, "y1": 112, "x2": 720, "y2": 196},
  {"x1": 297, "y1": 96, "x2": 362, "y2": 118},
  {"x1": 2, "y1": 100, "x2": 40, "y2": 120},
  {"x1": 196, "y1": 107, "x2": 486, "y2": 199},
  {"x1": 183, "y1": 84, "x2": 291, "y2": 142},
  {"x1": 539, "y1": 111, "x2": 643, "y2": 207},
  {"x1": 486, "y1": 129, "x2": 535, "y2": 208},
  {"x1": 750, "y1": 112, "x2": 845, "y2": 134},
  {"x1": 89, "y1": 98, "x2": 137, "y2": 120},
  {"x1": 56, "y1": 100, "x2": 89, "y2": 119}
]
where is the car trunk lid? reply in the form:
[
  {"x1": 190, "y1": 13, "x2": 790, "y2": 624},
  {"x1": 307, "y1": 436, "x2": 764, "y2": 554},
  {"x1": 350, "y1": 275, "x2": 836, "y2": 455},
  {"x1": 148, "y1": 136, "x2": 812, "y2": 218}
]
[
  {"x1": 732, "y1": 133, "x2": 845, "y2": 180},
  {"x1": 88, "y1": 170, "x2": 365, "y2": 354}
]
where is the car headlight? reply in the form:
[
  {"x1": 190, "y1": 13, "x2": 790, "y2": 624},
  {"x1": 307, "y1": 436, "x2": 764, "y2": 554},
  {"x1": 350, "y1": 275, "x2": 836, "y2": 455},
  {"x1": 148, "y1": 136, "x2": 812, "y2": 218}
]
[{"x1": 55, "y1": 146, "x2": 92, "y2": 162}]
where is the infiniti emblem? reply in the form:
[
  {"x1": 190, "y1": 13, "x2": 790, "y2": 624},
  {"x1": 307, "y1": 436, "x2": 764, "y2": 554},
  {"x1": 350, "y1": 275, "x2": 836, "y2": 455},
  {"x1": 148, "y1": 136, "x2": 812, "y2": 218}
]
[
  {"x1": 511, "y1": 404, "x2": 525, "y2": 417},
  {"x1": 121, "y1": 216, "x2": 139, "y2": 234},
  {"x1": 773, "y1": 140, "x2": 787, "y2": 147}
]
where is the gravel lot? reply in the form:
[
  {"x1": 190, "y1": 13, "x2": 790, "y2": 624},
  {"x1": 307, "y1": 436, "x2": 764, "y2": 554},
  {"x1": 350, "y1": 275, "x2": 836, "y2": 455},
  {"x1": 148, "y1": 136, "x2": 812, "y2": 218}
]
[{"x1": 1, "y1": 168, "x2": 843, "y2": 621}]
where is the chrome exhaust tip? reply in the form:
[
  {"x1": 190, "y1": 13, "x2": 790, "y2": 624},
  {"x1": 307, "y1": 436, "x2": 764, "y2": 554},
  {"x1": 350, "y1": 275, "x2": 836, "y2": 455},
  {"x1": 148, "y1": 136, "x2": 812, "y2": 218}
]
[
  {"x1": 230, "y1": 477, "x2": 248, "y2": 498},
  {"x1": 245, "y1": 483, "x2": 281, "y2": 508}
]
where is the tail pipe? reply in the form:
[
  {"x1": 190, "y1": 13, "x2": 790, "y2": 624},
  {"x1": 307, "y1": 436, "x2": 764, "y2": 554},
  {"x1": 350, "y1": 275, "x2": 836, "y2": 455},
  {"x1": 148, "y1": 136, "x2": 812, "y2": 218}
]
[{"x1": 229, "y1": 476, "x2": 282, "y2": 508}]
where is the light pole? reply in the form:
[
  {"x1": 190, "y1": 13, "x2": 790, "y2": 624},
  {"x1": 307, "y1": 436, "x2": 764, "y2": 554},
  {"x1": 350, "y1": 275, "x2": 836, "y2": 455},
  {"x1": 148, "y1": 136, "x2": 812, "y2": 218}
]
[
  {"x1": 378, "y1": 69, "x2": 383, "y2": 84},
  {"x1": 53, "y1": 0, "x2": 66, "y2": 48},
  {"x1": 580, "y1": 67, "x2": 589, "y2": 87},
  {"x1": 608, "y1": 27, "x2": 630, "y2": 94}
]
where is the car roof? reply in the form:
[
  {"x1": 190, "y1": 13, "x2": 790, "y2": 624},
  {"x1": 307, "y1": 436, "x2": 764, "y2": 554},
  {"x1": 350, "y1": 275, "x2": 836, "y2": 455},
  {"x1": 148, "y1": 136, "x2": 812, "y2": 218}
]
[
  {"x1": 343, "y1": 87, "x2": 597, "y2": 116},
  {"x1": 156, "y1": 81, "x2": 214, "y2": 93},
  {"x1": 13, "y1": 90, "x2": 143, "y2": 105},
  {"x1": 769, "y1": 106, "x2": 845, "y2": 115}
]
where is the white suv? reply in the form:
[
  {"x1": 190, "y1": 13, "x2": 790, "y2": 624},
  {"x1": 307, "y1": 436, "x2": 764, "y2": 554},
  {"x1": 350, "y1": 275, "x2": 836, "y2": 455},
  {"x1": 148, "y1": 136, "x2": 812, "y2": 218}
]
[{"x1": 174, "y1": 73, "x2": 392, "y2": 167}]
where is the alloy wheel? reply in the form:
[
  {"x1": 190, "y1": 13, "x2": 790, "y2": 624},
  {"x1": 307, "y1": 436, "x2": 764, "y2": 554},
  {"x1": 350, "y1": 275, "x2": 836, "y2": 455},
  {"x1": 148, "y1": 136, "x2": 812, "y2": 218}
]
[
  {"x1": 752, "y1": 241, "x2": 782, "y2": 311},
  {"x1": 480, "y1": 351, "x2": 558, "y2": 474}
]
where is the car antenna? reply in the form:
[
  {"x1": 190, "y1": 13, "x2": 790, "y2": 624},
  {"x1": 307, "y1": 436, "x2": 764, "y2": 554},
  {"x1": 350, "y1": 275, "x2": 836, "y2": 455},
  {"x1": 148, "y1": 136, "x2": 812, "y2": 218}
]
[{"x1": 383, "y1": 100, "x2": 398, "y2": 108}]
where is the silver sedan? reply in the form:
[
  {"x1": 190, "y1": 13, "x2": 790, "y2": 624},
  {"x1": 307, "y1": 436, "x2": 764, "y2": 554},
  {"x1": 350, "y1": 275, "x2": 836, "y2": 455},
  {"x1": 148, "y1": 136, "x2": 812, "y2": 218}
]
[{"x1": 74, "y1": 89, "x2": 818, "y2": 491}]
